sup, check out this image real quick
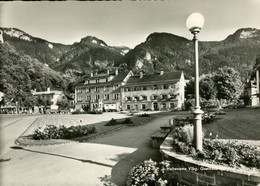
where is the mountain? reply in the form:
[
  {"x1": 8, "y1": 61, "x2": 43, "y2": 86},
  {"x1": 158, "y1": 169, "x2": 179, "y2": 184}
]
[
  {"x1": 122, "y1": 32, "x2": 192, "y2": 74},
  {"x1": 123, "y1": 28, "x2": 260, "y2": 78},
  {"x1": 50, "y1": 36, "x2": 130, "y2": 78},
  {"x1": 1, "y1": 27, "x2": 260, "y2": 81},
  {"x1": 0, "y1": 27, "x2": 70, "y2": 65}
]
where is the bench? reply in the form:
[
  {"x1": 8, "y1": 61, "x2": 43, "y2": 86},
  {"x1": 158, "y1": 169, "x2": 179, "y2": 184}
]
[
  {"x1": 160, "y1": 125, "x2": 173, "y2": 132},
  {"x1": 151, "y1": 130, "x2": 169, "y2": 148}
]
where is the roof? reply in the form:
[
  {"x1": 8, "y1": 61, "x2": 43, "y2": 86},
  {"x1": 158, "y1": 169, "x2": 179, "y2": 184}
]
[
  {"x1": 125, "y1": 71, "x2": 183, "y2": 85},
  {"x1": 76, "y1": 70, "x2": 131, "y2": 86},
  {"x1": 32, "y1": 90, "x2": 63, "y2": 95}
]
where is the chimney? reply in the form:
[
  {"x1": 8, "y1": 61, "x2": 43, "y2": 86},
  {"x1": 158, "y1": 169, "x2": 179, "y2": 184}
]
[
  {"x1": 160, "y1": 69, "x2": 164, "y2": 75},
  {"x1": 115, "y1": 68, "x2": 118, "y2": 75},
  {"x1": 107, "y1": 69, "x2": 110, "y2": 75},
  {"x1": 140, "y1": 71, "x2": 143, "y2": 78},
  {"x1": 47, "y1": 87, "x2": 50, "y2": 92},
  {"x1": 90, "y1": 72, "x2": 93, "y2": 77}
]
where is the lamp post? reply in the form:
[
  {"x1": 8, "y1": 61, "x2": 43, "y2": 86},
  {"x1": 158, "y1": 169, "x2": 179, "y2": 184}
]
[{"x1": 186, "y1": 13, "x2": 204, "y2": 151}]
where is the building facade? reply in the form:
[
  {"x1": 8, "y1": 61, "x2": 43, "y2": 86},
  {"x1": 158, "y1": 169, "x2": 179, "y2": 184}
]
[
  {"x1": 121, "y1": 71, "x2": 186, "y2": 111},
  {"x1": 75, "y1": 69, "x2": 186, "y2": 112},
  {"x1": 243, "y1": 60, "x2": 260, "y2": 106},
  {"x1": 75, "y1": 69, "x2": 133, "y2": 111},
  {"x1": 32, "y1": 87, "x2": 68, "y2": 113}
]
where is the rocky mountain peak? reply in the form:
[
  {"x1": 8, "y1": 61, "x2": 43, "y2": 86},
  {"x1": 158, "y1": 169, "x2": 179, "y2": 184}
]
[
  {"x1": 80, "y1": 36, "x2": 108, "y2": 47},
  {"x1": 225, "y1": 28, "x2": 260, "y2": 41}
]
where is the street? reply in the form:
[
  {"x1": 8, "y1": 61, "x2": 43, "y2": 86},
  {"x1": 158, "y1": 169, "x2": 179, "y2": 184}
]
[{"x1": 0, "y1": 112, "x2": 166, "y2": 186}]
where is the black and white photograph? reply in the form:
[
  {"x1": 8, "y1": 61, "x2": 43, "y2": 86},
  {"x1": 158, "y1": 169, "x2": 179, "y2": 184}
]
[{"x1": 0, "y1": 0, "x2": 260, "y2": 185}]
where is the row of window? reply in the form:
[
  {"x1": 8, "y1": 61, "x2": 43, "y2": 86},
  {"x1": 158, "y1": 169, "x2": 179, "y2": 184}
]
[
  {"x1": 78, "y1": 93, "x2": 178, "y2": 102},
  {"x1": 125, "y1": 94, "x2": 177, "y2": 101},
  {"x1": 77, "y1": 84, "x2": 179, "y2": 94},
  {"x1": 77, "y1": 85, "x2": 119, "y2": 93},
  {"x1": 77, "y1": 93, "x2": 119, "y2": 102},
  {"x1": 85, "y1": 78, "x2": 108, "y2": 85},
  {"x1": 126, "y1": 102, "x2": 175, "y2": 110},
  {"x1": 124, "y1": 84, "x2": 178, "y2": 92}
]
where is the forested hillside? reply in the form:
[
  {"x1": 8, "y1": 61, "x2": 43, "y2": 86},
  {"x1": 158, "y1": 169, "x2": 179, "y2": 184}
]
[{"x1": 0, "y1": 42, "x2": 68, "y2": 105}]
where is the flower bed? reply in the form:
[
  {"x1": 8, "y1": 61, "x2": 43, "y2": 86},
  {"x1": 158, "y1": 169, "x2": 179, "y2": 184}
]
[
  {"x1": 105, "y1": 118, "x2": 133, "y2": 126},
  {"x1": 32, "y1": 124, "x2": 97, "y2": 140},
  {"x1": 129, "y1": 159, "x2": 171, "y2": 186},
  {"x1": 172, "y1": 125, "x2": 260, "y2": 169}
]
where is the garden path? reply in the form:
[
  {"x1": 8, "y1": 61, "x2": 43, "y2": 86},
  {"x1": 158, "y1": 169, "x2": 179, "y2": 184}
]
[{"x1": 88, "y1": 113, "x2": 175, "y2": 186}]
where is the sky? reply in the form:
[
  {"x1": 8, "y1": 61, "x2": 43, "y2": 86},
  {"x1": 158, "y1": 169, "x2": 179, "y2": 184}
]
[{"x1": 0, "y1": 0, "x2": 260, "y2": 48}]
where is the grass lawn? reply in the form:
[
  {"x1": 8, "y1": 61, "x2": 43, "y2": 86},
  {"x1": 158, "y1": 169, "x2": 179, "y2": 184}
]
[
  {"x1": 18, "y1": 114, "x2": 155, "y2": 146},
  {"x1": 203, "y1": 108, "x2": 260, "y2": 140}
]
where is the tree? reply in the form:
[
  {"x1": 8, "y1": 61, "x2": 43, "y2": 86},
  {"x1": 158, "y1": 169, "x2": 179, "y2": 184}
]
[
  {"x1": 200, "y1": 75, "x2": 217, "y2": 100},
  {"x1": 214, "y1": 66, "x2": 244, "y2": 102},
  {"x1": 185, "y1": 78, "x2": 195, "y2": 99},
  {"x1": 56, "y1": 99, "x2": 69, "y2": 110},
  {"x1": 185, "y1": 75, "x2": 217, "y2": 100}
]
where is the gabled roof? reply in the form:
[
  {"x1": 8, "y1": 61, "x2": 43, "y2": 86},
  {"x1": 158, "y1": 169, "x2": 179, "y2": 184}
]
[
  {"x1": 125, "y1": 71, "x2": 183, "y2": 85},
  {"x1": 76, "y1": 70, "x2": 131, "y2": 86}
]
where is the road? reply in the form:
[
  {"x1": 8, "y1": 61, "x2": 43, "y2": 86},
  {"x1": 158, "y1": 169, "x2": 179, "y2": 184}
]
[
  {"x1": 0, "y1": 112, "x2": 174, "y2": 186},
  {"x1": 0, "y1": 114, "x2": 40, "y2": 158}
]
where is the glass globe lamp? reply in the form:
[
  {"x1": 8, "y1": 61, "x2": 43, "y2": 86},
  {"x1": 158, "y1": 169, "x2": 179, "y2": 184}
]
[{"x1": 186, "y1": 13, "x2": 204, "y2": 33}]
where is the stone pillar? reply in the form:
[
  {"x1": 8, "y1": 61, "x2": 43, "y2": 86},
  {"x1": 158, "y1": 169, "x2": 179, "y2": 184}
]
[
  {"x1": 256, "y1": 69, "x2": 260, "y2": 105},
  {"x1": 256, "y1": 69, "x2": 259, "y2": 94}
]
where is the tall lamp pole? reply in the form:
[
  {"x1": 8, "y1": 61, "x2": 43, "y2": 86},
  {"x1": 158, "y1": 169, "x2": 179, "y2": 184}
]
[{"x1": 186, "y1": 13, "x2": 204, "y2": 151}]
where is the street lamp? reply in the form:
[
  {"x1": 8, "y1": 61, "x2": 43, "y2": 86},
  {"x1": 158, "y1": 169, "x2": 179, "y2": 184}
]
[{"x1": 186, "y1": 13, "x2": 204, "y2": 151}]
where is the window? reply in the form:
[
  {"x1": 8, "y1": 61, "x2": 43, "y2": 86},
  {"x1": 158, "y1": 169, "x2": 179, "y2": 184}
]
[
  {"x1": 95, "y1": 87, "x2": 99, "y2": 92},
  {"x1": 77, "y1": 95, "x2": 82, "y2": 102},
  {"x1": 153, "y1": 85, "x2": 158, "y2": 90},
  {"x1": 104, "y1": 94, "x2": 109, "y2": 100},
  {"x1": 126, "y1": 97, "x2": 132, "y2": 101},
  {"x1": 127, "y1": 105, "x2": 131, "y2": 110},
  {"x1": 113, "y1": 84, "x2": 119, "y2": 90},
  {"x1": 113, "y1": 93, "x2": 119, "y2": 100},
  {"x1": 134, "y1": 87, "x2": 140, "y2": 91},
  {"x1": 125, "y1": 87, "x2": 130, "y2": 92},
  {"x1": 162, "y1": 95, "x2": 168, "y2": 100},
  {"x1": 141, "y1": 86, "x2": 147, "y2": 90},
  {"x1": 106, "y1": 78, "x2": 108, "y2": 82},
  {"x1": 95, "y1": 95, "x2": 100, "y2": 101},
  {"x1": 152, "y1": 95, "x2": 158, "y2": 100},
  {"x1": 86, "y1": 95, "x2": 91, "y2": 101},
  {"x1": 162, "y1": 103, "x2": 167, "y2": 109},
  {"x1": 142, "y1": 104, "x2": 146, "y2": 110},
  {"x1": 104, "y1": 86, "x2": 109, "y2": 91},
  {"x1": 170, "y1": 103, "x2": 174, "y2": 109},
  {"x1": 163, "y1": 84, "x2": 168, "y2": 89},
  {"x1": 96, "y1": 79, "x2": 99, "y2": 83},
  {"x1": 134, "y1": 96, "x2": 139, "y2": 101},
  {"x1": 141, "y1": 95, "x2": 147, "y2": 100},
  {"x1": 77, "y1": 88, "x2": 83, "y2": 93}
]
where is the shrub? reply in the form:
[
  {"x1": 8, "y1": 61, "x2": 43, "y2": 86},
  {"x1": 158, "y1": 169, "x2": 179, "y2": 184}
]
[
  {"x1": 130, "y1": 159, "x2": 170, "y2": 186},
  {"x1": 121, "y1": 118, "x2": 133, "y2": 124},
  {"x1": 174, "y1": 124, "x2": 194, "y2": 145},
  {"x1": 32, "y1": 124, "x2": 96, "y2": 140},
  {"x1": 105, "y1": 118, "x2": 118, "y2": 126},
  {"x1": 87, "y1": 110, "x2": 103, "y2": 114},
  {"x1": 139, "y1": 113, "x2": 150, "y2": 117}
]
